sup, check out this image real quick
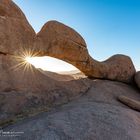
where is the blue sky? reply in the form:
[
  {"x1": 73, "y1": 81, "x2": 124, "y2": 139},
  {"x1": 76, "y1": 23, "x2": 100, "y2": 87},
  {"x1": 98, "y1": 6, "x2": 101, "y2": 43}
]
[{"x1": 14, "y1": 0, "x2": 140, "y2": 70}]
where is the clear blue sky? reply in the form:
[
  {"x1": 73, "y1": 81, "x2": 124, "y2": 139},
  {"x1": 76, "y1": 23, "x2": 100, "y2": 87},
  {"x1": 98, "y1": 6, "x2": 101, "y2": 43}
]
[{"x1": 14, "y1": 0, "x2": 140, "y2": 70}]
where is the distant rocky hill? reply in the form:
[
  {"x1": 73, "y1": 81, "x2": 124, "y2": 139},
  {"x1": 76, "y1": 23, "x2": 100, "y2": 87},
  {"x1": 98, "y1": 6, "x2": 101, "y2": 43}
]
[{"x1": 38, "y1": 69, "x2": 86, "y2": 81}]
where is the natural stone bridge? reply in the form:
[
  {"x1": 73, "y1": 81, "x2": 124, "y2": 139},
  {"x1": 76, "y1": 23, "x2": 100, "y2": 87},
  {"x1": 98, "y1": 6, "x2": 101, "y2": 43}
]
[{"x1": 0, "y1": 0, "x2": 136, "y2": 91}]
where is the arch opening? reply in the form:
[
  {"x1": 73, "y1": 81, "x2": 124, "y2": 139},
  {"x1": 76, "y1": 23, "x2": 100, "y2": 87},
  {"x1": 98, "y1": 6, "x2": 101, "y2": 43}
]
[
  {"x1": 24, "y1": 56, "x2": 86, "y2": 81},
  {"x1": 25, "y1": 56, "x2": 80, "y2": 74}
]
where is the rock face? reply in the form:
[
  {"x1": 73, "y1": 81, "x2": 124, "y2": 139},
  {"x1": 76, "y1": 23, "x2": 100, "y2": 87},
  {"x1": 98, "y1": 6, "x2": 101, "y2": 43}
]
[
  {"x1": 0, "y1": 0, "x2": 136, "y2": 92},
  {"x1": 0, "y1": 0, "x2": 35, "y2": 55},
  {"x1": 0, "y1": 1, "x2": 140, "y2": 140},
  {"x1": 135, "y1": 71, "x2": 140, "y2": 89},
  {"x1": 0, "y1": 77, "x2": 91, "y2": 122},
  {"x1": 3, "y1": 80, "x2": 140, "y2": 140},
  {"x1": 0, "y1": 0, "x2": 36, "y2": 91},
  {"x1": 35, "y1": 21, "x2": 136, "y2": 83}
]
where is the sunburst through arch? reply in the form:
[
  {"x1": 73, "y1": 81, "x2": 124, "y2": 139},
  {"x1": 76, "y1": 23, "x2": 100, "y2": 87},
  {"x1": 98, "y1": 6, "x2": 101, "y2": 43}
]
[{"x1": 25, "y1": 56, "x2": 79, "y2": 73}]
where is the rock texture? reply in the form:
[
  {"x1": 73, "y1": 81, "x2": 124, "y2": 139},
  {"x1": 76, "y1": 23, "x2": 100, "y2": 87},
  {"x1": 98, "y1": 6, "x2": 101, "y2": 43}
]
[
  {"x1": 0, "y1": 0, "x2": 35, "y2": 55},
  {"x1": 35, "y1": 21, "x2": 136, "y2": 83},
  {"x1": 135, "y1": 71, "x2": 140, "y2": 89},
  {"x1": 118, "y1": 95, "x2": 140, "y2": 111},
  {"x1": 0, "y1": 0, "x2": 60, "y2": 92},
  {"x1": 0, "y1": 77, "x2": 91, "y2": 123},
  {"x1": 2, "y1": 80, "x2": 140, "y2": 140},
  {"x1": 0, "y1": 0, "x2": 35, "y2": 91},
  {"x1": 0, "y1": 1, "x2": 139, "y2": 139},
  {"x1": 0, "y1": 0, "x2": 136, "y2": 91},
  {"x1": 0, "y1": 1, "x2": 91, "y2": 118}
]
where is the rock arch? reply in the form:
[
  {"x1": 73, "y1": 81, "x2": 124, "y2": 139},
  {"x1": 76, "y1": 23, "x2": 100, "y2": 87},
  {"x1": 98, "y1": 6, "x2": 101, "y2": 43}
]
[
  {"x1": 0, "y1": 0, "x2": 136, "y2": 92},
  {"x1": 34, "y1": 20, "x2": 136, "y2": 83}
]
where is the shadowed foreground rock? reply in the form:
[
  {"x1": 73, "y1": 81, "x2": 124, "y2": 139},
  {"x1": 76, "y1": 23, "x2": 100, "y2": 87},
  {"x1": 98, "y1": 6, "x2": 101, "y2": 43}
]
[
  {"x1": 118, "y1": 95, "x2": 140, "y2": 111},
  {"x1": 3, "y1": 80, "x2": 140, "y2": 140}
]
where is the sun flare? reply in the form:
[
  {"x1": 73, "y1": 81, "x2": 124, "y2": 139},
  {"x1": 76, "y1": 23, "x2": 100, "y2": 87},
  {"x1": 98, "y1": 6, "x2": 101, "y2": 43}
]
[
  {"x1": 11, "y1": 46, "x2": 79, "y2": 73},
  {"x1": 24, "y1": 56, "x2": 79, "y2": 73},
  {"x1": 25, "y1": 56, "x2": 33, "y2": 64}
]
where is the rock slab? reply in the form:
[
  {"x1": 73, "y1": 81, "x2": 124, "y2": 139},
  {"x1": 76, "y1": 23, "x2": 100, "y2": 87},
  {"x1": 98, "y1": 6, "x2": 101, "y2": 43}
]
[{"x1": 3, "y1": 80, "x2": 140, "y2": 140}]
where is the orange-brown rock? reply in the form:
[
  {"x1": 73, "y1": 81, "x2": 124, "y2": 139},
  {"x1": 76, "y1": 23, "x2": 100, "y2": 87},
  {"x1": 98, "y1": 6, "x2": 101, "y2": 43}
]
[
  {"x1": 0, "y1": 0, "x2": 88, "y2": 93},
  {"x1": 0, "y1": 0, "x2": 136, "y2": 94},
  {"x1": 0, "y1": 0, "x2": 35, "y2": 55},
  {"x1": 0, "y1": 1, "x2": 140, "y2": 139},
  {"x1": 0, "y1": 1, "x2": 52, "y2": 93},
  {"x1": 0, "y1": 0, "x2": 36, "y2": 91},
  {"x1": 35, "y1": 21, "x2": 136, "y2": 83}
]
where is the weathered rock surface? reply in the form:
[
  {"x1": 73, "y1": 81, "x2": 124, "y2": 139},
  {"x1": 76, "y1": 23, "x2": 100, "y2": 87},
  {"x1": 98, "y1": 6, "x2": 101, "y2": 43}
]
[
  {"x1": 0, "y1": 0, "x2": 136, "y2": 92},
  {"x1": 118, "y1": 95, "x2": 140, "y2": 111},
  {"x1": 0, "y1": 0, "x2": 36, "y2": 91},
  {"x1": 0, "y1": 77, "x2": 91, "y2": 123},
  {"x1": 2, "y1": 80, "x2": 140, "y2": 140},
  {"x1": 135, "y1": 71, "x2": 140, "y2": 89},
  {"x1": 0, "y1": 0, "x2": 91, "y2": 119},
  {"x1": 0, "y1": 0, "x2": 35, "y2": 55},
  {"x1": 0, "y1": 1, "x2": 139, "y2": 139},
  {"x1": 35, "y1": 21, "x2": 136, "y2": 83}
]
